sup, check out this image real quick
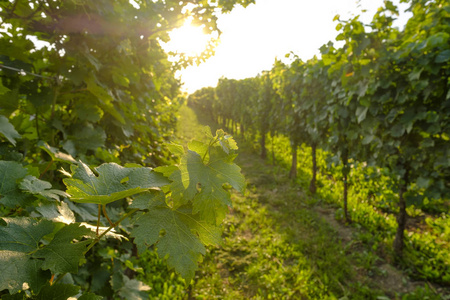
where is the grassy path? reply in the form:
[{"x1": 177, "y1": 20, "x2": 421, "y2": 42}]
[{"x1": 174, "y1": 105, "x2": 445, "y2": 300}]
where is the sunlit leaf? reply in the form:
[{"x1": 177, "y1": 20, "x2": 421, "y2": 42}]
[{"x1": 64, "y1": 162, "x2": 170, "y2": 205}]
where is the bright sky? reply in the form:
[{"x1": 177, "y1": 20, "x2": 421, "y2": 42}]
[{"x1": 166, "y1": 0, "x2": 411, "y2": 94}]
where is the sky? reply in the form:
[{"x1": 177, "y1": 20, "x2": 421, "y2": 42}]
[{"x1": 166, "y1": 0, "x2": 411, "y2": 94}]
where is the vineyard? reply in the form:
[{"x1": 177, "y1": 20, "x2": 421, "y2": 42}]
[
  {"x1": 188, "y1": 0, "x2": 450, "y2": 293},
  {"x1": 1, "y1": 0, "x2": 449, "y2": 299}
]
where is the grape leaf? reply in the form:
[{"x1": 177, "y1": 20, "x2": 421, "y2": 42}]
[
  {"x1": 0, "y1": 217, "x2": 54, "y2": 252},
  {"x1": 356, "y1": 106, "x2": 369, "y2": 123},
  {"x1": 63, "y1": 162, "x2": 170, "y2": 205},
  {"x1": 131, "y1": 202, "x2": 221, "y2": 282},
  {"x1": 62, "y1": 125, "x2": 106, "y2": 156},
  {"x1": 0, "y1": 251, "x2": 50, "y2": 294},
  {"x1": 0, "y1": 161, "x2": 32, "y2": 208},
  {"x1": 36, "y1": 201, "x2": 76, "y2": 224},
  {"x1": 0, "y1": 115, "x2": 21, "y2": 146},
  {"x1": 33, "y1": 223, "x2": 94, "y2": 274},
  {"x1": 38, "y1": 141, "x2": 77, "y2": 164},
  {"x1": 129, "y1": 190, "x2": 165, "y2": 210},
  {"x1": 217, "y1": 133, "x2": 238, "y2": 154},
  {"x1": 19, "y1": 175, "x2": 70, "y2": 201},
  {"x1": 64, "y1": 201, "x2": 98, "y2": 222},
  {"x1": 390, "y1": 123, "x2": 405, "y2": 137},
  {"x1": 160, "y1": 145, "x2": 245, "y2": 224},
  {"x1": 35, "y1": 283, "x2": 80, "y2": 300},
  {"x1": 435, "y1": 49, "x2": 450, "y2": 63},
  {"x1": 0, "y1": 218, "x2": 53, "y2": 293},
  {"x1": 111, "y1": 274, "x2": 150, "y2": 300}
]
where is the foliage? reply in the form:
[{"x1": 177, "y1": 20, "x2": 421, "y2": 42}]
[{"x1": 0, "y1": 127, "x2": 244, "y2": 298}]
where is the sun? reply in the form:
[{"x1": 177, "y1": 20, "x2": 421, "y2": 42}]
[{"x1": 165, "y1": 18, "x2": 212, "y2": 57}]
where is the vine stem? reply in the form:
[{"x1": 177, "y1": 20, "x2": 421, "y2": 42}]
[
  {"x1": 97, "y1": 204, "x2": 101, "y2": 235},
  {"x1": 103, "y1": 204, "x2": 114, "y2": 226},
  {"x1": 84, "y1": 208, "x2": 140, "y2": 255},
  {"x1": 51, "y1": 273, "x2": 67, "y2": 285},
  {"x1": 202, "y1": 136, "x2": 218, "y2": 163},
  {"x1": 39, "y1": 160, "x2": 54, "y2": 179}
]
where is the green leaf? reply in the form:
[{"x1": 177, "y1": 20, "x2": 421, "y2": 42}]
[
  {"x1": 167, "y1": 142, "x2": 185, "y2": 157},
  {"x1": 86, "y1": 75, "x2": 125, "y2": 124},
  {"x1": 416, "y1": 177, "x2": 431, "y2": 189},
  {"x1": 435, "y1": 50, "x2": 450, "y2": 63},
  {"x1": 216, "y1": 130, "x2": 238, "y2": 154},
  {"x1": 112, "y1": 274, "x2": 150, "y2": 300},
  {"x1": 420, "y1": 138, "x2": 434, "y2": 148},
  {"x1": 390, "y1": 124, "x2": 405, "y2": 137},
  {"x1": 38, "y1": 141, "x2": 77, "y2": 164},
  {"x1": 356, "y1": 106, "x2": 369, "y2": 124},
  {"x1": 0, "y1": 217, "x2": 54, "y2": 252},
  {"x1": 62, "y1": 125, "x2": 106, "y2": 156},
  {"x1": 362, "y1": 135, "x2": 374, "y2": 145},
  {"x1": 0, "y1": 81, "x2": 11, "y2": 95},
  {"x1": 0, "y1": 251, "x2": 50, "y2": 294},
  {"x1": 63, "y1": 162, "x2": 170, "y2": 205},
  {"x1": 19, "y1": 175, "x2": 70, "y2": 201},
  {"x1": 33, "y1": 223, "x2": 94, "y2": 274},
  {"x1": 427, "y1": 32, "x2": 449, "y2": 48},
  {"x1": 408, "y1": 68, "x2": 422, "y2": 81},
  {"x1": 167, "y1": 147, "x2": 245, "y2": 224},
  {"x1": 36, "y1": 201, "x2": 76, "y2": 224},
  {"x1": 0, "y1": 116, "x2": 21, "y2": 146},
  {"x1": 188, "y1": 140, "x2": 209, "y2": 159},
  {"x1": 112, "y1": 73, "x2": 130, "y2": 88},
  {"x1": 129, "y1": 190, "x2": 165, "y2": 210},
  {"x1": 64, "y1": 201, "x2": 98, "y2": 222},
  {"x1": 131, "y1": 204, "x2": 221, "y2": 282},
  {"x1": 0, "y1": 161, "x2": 31, "y2": 207},
  {"x1": 35, "y1": 283, "x2": 80, "y2": 300}
]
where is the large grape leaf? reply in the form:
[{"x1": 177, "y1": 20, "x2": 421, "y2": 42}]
[
  {"x1": 63, "y1": 162, "x2": 170, "y2": 205},
  {"x1": 33, "y1": 223, "x2": 94, "y2": 274},
  {"x1": 0, "y1": 217, "x2": 54, "y2": 252},
  {"x1": 0, "y1": 115, "x2": 21, "y2": 146},
  {"x1": 0, "y1": 218, "x2": 54, "y2": 294},
  {"x1": 0, "y1": 161, "x2": 32, "y2": 208},
  {"x1": 0, "y1": 251, "x2": 50, "y2": 294},
  {"x1": 131, "y1": 200, "x2": 221, "y2": 282}
]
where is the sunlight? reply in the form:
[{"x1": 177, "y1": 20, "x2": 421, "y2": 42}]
[{"x1": 165, "y1": 18, "x2": 211, "y2": 56}]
